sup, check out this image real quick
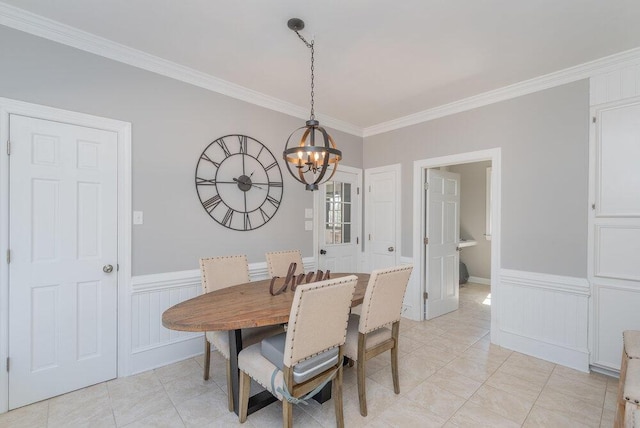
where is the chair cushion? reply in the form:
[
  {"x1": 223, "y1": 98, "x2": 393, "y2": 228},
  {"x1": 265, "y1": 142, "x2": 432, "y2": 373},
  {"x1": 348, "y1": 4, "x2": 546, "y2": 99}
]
[
  {"x1": 625, "y1": 359, "x2": 640, "y2": 403},
  {"x1": 261, "y1": 332, "x2": 339, "y2": 383},
  {"x1": 625, "y1": 331, "x2": 640, "y2": 359},
  {"x1": 343, "y1": 313, "x2": 392, "y2": 360},
  {"x1": 206, "y1": 324, "x2": 284, "y2": 360}
]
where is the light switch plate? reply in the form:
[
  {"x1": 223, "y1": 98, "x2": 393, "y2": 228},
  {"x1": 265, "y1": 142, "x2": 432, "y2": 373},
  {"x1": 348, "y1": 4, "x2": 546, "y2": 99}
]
[
  {"x1": 304, "y1": 208, "x2": 313, "y2": 219},
  {"x1": 304, "y1": 220, "x2": 313, "y2": 231},
  {"x1": 133, "y1": 211, "x2": 143, "y2": 225}
]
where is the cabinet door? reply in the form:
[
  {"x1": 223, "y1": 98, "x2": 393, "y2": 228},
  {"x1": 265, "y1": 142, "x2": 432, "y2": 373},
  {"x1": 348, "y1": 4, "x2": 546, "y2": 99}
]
[
  {"x1": 594, "y1": 102, "x2": 640, "y2": 282},
  {"x1": 590, "y1": 100, "x2": 640, "y2": 370}
]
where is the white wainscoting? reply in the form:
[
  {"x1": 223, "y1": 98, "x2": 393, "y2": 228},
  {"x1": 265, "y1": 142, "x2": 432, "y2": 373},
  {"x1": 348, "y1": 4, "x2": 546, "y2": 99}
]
[
  {"x1": 499, "y1": 269, "x2": 590, "y2": 372},
  {"x1": 591, "y1": 62, "x2": 640, "y2": 105},
  {"x1": 128, "y1": 258, "x2": 316, "y2": 375},
  {"x1": 399, "y1": 256, "x2": 421, "y2": 321}
]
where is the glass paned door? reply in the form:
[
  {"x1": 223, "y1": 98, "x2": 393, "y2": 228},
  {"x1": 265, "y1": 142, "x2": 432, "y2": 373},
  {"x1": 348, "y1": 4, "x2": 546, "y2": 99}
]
[
  {"x1": 318, "y1": 169, "x2": 360, "y2": 273},
  {"x1": 325, "y1": 182, "x2": 352, "y2": 245}
]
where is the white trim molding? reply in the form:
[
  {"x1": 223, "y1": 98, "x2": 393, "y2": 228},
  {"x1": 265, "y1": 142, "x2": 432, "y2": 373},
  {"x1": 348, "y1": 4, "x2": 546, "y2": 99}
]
[
  {"x1": 412, "y1": 149, "x2": 501, "y2": 341},
  {"x1": 499, "y1": 269, "x2": 590, "y2": 372},
  {"x1": 0, "y1": 2, "x2": 361, "y2": 137},
  {"x1": 0, "y1": 97, "x2": 132, "y2": 412},
  {"x1": 467, "y1": 276, "x2": 491, "y2": 286},
  {"x1": 3, "y1": 2, "x2": 640, "y2": 138},
  {"x1": 364, "y1": 47, "x2": 640, "y2": 137}
]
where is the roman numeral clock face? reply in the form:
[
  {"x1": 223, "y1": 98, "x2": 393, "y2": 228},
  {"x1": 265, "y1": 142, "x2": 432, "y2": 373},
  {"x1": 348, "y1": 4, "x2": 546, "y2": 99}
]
[{"x1": 195, "y1": 135, "x2": 283, "y2": 231}]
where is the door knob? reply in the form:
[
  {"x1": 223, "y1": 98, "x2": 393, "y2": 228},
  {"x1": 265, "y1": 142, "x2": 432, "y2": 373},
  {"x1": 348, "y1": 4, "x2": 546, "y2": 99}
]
[
  {"x1": 103, "y1": 264, "x2": 114, "y2": 273},
  {"x1": 320, "y1": 249, "x2": 327, "y2": 255},
  {"x1": 388, "y1": 247, "x2": 394, "y2": 252}
]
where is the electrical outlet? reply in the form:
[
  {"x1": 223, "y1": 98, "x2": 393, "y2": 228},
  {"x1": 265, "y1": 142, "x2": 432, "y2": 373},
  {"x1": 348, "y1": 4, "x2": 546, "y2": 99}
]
[
  {"x1": 304, "y1": 208, "x2": 313, "y2": 219},
  {"x1": 304, "y1": 220, "x2": 313, "y2": 231}
]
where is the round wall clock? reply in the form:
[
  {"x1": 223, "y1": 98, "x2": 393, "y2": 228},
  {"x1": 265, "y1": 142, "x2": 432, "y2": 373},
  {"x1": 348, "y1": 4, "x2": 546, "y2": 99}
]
[{"x1": 195, "y1": 135, "x2": 283, "y2": 231}]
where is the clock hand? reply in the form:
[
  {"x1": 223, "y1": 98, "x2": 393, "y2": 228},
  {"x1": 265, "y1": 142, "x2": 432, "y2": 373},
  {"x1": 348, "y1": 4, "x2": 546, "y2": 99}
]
[{"x1": 233, "y1": 177, "x2": 264, "y2": 190}]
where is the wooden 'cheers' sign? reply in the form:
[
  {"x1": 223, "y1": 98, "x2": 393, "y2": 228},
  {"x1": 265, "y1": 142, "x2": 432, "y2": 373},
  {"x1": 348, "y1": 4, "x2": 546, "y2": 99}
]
[{"x1": 269, "y1": 262, "x2": 330, "y2": 296}]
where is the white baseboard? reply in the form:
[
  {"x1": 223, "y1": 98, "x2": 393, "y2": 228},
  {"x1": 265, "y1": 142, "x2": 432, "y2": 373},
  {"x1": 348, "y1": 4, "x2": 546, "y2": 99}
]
[
  {"x1": 499, "y1": 330, "x2": 590, "y2": 372},
  {"x1": 467, "y1": 276, "x2": 491, "y2": 286},
  {"x1": 130, "y1": 335, "x2": 203, "y2": 375}
]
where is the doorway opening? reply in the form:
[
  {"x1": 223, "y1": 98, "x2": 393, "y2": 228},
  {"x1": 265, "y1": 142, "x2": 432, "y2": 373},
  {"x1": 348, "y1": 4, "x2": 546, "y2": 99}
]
[{"x1": 412, "y1": 148, "x2": 501, "y2": 344}]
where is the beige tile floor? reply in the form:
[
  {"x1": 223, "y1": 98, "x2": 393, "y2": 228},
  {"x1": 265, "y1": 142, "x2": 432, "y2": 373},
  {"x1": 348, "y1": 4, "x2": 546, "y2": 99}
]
[{"x1": 0, "y1": 283, "x2": 618, "y2": 427}]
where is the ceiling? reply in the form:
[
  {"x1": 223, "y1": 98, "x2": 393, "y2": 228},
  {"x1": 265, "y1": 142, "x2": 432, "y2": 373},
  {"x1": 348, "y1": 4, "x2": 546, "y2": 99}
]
[{"x1": 3, "y1": 0, "x2": 640, "y2": 129}]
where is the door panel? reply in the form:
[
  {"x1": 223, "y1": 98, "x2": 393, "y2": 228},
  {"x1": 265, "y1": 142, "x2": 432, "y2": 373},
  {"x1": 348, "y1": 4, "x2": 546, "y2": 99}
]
[
  {"x1": 318, "y1": 169, "x2": 360, "y2": 272},
  {"x1": 9, "y1": 115, "x2": 118, "y2": 409},
  {"x1": 425, "y1": 169, "x2": 460, "y2": 320},
  {"x1": 365, "y1": 166, "x2": 400, "y2": 270}
]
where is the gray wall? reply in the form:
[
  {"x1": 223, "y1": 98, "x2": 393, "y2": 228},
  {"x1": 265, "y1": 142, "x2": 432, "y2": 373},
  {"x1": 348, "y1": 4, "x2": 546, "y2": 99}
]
[
  {"x1": 364, "y1": 81, "x2": 589, "y2": 278},
  {"x1": 0, "y1": 26, "x2": 364, "y2": 275},
  {"x1": 449, "y1": 161, "x2": 492, "y2": 280}
]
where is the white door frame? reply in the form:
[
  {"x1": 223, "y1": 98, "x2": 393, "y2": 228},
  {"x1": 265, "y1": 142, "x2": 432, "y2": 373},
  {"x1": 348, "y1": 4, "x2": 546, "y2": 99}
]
[
  {"x1": 364, "y1": 163, "x2": 402, "y2": 272},
  {"x1": 0, "y1": 98, "x2": 132, "y2": 413},
  {"x1": 412, "y1": 148, "x2": 501, "y2": 343},
  {"x1": 313, "y1": 164, "x2": 363, "y2": 271}
]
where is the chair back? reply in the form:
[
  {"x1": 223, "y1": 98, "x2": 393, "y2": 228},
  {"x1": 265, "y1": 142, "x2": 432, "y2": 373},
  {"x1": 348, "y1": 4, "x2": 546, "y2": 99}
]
[
  {"x1": 358, "y1": 265, "x2": 413, "y2": 334},
  {"x1": 200, "y1": 255, "x2": 251, "y2": 293},
  {"x1": 283, "y1": 275, "x2": 357, "y2": 368},
  {"x1": 265, "y1": 250, "x2": 304, "y2": 277}
]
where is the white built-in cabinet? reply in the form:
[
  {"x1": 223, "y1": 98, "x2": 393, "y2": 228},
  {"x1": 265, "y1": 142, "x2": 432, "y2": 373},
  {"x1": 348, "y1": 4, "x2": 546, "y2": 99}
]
[{"x1": 589, "y1": 67, "x2": 640, "y2": 371}]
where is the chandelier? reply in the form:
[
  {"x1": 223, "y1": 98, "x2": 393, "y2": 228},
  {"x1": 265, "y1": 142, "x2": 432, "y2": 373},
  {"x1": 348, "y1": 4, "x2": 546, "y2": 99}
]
[{"x1": 283, "y1": 18, "x2": 342, "y2": 191}]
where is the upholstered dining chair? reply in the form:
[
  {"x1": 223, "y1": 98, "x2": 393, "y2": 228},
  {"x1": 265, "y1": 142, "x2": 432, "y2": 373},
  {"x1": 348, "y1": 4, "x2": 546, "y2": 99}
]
[
  {"x1": 200, "y1": 255, "x2": 283, "y2": 411},
  {"x1": 343, "y1": 265, "x2": 413, "y2": 416},
  {"x1": 237, "y1": 275, "x2": 358, "y2": 428},
  {"x1": 265, "y1": 250, "x2": 304, "y2": 277}
]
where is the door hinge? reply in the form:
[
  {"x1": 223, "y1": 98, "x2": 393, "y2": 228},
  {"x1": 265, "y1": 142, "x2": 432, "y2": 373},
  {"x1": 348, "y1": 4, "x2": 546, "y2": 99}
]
[
  {"x1": 357, "y1": 187, "x2": 360, "y2": 195},
  {"x1": 368, "y1": 185, "x2": 371, "y2": 192},
  {"x1": 6, "y1": 140, "x2": 10, "y2": 156},
  {"x1": 423, "y1": 292, "x2": 429, "y2": 300},
  {"x1": 368, "y1": 234, "x2": 371, "y2": 241},
  {"x1": 6, "y1": 357, "x2": 9, "y2": 372},
  {"x1": 6, "y1": 249, "x2": 9, "y2": 264},
  {"x1": 592, "y1": 116, "x2": 596, "y2": 123},
  {"x1": 356, "y1": 237, "x2": 359, "y2": 245},
  {"x1": 424, "y1": 182, "x2": 429, "y2": 190},
  {"x1": 424, "y1": 237, "x2": 429, "y2": 245},
  {"x1": 591, "y1": 203, "x2": 596, "y2": 210},
  {"x1": 117, "y1": 264, "x2": 120, "y2": 272}
]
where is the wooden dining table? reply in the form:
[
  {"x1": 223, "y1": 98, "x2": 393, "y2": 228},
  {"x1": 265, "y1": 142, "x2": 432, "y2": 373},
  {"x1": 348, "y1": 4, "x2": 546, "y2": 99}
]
[{"x1": 162, "y1": 272, "x2": 370, "y2": 416}]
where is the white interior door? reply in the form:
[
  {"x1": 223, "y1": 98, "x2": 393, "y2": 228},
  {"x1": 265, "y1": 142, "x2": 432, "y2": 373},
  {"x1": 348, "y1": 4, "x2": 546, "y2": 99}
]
[
  {"x1": 365, "y1": 165, "x2": 400, "y2": 271},
  {"x1": 317, "y1": 168, "x2": 361, "y2": 272},
  {"x1": 8, "y1": 115, "x2": 118, "y2": 409},
  {"x1": 425, "y1": 169, "x2": 460, "y2": 320}
]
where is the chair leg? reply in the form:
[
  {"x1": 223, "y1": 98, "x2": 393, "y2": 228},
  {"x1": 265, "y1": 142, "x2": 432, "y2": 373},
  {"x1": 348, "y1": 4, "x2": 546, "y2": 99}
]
[
  {"x1": 226, "y1": 359, "x2": 233, "y2": 412},
  {"x1": 333, "y1": 364, "x2": 345, "y2": 428},
  {"x1": 391, "y1": 321, "x2": 400, "y2": 394},
  {"x1": 282, "y1": 398, "x2": 293, "y2": 428},
  {"x1": 615, "y1": 350, "x2": 629, "y2": 428},
  {"x1": 357, "y1": 332, "x2": 368, "y2": 416},
  {"x1": 238, "y1": 369, "x2": 251, "y2": 423},
  {"x1": 203, "y1": 336, "x2": 211, "y2": 380}
]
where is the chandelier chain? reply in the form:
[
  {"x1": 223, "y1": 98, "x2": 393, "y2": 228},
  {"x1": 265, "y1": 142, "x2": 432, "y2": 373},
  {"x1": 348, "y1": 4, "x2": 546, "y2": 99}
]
[{"x1": 295, "y1": 30, "x2": 315, "y2": 120}]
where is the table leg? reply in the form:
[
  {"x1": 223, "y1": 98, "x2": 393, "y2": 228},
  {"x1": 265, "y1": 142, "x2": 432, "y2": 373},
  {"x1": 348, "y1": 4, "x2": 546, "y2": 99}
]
[
  {"x1": 228, "y1": 329, "x2": 277, "y2": 416},
  {"x1": 228, "y1": 329, "x2": 242, "y2": 415}
]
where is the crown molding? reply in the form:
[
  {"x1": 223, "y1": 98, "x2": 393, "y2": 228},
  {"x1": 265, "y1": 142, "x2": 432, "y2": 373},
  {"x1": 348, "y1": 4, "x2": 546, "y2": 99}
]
[
  {"x1": 3, "y1": 2, "x2": 640, "y2": 140},
  {"x1": 0, "y1": 2, "x2": 363, "y2": 137},
  {"x1": 363, "y1": 47, "x2": 640, "y2": 137}
]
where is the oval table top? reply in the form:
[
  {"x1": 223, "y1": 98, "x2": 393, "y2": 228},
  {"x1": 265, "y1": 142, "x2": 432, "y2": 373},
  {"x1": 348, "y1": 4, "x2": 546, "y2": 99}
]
[{"x1": 162, "y1": 273, "x2": 370, "y2": 332}]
